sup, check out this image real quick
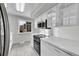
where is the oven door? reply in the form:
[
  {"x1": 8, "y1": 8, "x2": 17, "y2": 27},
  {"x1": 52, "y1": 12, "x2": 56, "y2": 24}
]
[
  {"x1": 34, "y1": 40, "x2": 40, "y2": 56},
  {"x1": 0, "y1": 3, "x2": 10, "y2": 56}
]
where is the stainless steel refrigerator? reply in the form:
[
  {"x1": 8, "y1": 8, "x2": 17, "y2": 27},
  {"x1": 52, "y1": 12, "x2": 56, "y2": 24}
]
[{"x1": 0, "y1": 3, "x2": 10, "y2": 56}]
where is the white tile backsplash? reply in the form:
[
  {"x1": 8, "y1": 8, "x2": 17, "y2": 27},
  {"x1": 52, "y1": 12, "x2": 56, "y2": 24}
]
[{"x1": 39, "y1": 29, "x2": 49, "y2": 36}]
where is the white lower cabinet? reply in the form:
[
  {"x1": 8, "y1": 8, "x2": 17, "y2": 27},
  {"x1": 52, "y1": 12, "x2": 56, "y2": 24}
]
[{"x1": 41, "y1": 40, "x2": 70, "y2": 56}]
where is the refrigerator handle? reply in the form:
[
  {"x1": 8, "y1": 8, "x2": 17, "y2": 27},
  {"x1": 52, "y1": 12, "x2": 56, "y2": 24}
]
[{"x1": 0, "y1": 3, "x2": 10, "y2": 56}]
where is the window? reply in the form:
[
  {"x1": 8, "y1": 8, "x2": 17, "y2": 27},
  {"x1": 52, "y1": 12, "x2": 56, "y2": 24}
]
[{"x1": 19, "y1": 20, "x2": 31, "y2": 33}]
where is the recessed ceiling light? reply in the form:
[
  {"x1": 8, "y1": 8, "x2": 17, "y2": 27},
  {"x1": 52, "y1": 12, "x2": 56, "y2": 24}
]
[
  {"x1": 4, "y1": 3, "x2": 8, "y2": 8},
  {"x1": 16, "y1": 3, "x2": 20, "y2": 11},
  {"x1": 16, "y1": 3, "x2": 25, "y2": 12}
]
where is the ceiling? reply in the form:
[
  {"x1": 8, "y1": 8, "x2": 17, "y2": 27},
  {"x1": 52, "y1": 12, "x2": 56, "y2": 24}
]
[{"x1": 5, "y1": 3, "x2": 58, "y2": 20}]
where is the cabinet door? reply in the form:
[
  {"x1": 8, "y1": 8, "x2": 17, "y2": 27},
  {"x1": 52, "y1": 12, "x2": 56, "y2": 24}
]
[
  {"x1": 47, "y1": 15, "x2": 52, "y2": 28},
  {"x1": 62, "y1": 4, "x2": 78, "y2": 26},
  {"x1": 41, "y1": 40, "x2": 57, "y2": 56},
  {"x1": 52, "y1": 12, "x2": 56, "y2": 27}
]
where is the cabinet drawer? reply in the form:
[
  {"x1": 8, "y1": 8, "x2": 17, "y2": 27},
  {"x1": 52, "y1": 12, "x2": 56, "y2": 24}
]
[
  {"x1": 41, "y1": 40, "x2": 57, "y2": 56},
  {"x1": 41, "y1": 44, "x2": 57, "y2": 56}
]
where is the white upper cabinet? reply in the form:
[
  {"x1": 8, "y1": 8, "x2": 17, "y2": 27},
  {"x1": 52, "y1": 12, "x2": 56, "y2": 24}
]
[
  {"x1": 35, "y1": 3, "x2": 79, "y2": 28},
  {"x1": 47, "y1": 10, "x2": 52, "y2": 28},
  {"x1": 52, "y1": 5, "x2": 58, "y2": 27},
  {"x1": 59, "y1": 3, "x2": 79, "y2": 26}
]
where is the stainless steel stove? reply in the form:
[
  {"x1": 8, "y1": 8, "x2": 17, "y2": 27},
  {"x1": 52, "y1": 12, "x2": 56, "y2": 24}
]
[{"x1": 33, "y1": 34, "x2": 46, "y2": 56}]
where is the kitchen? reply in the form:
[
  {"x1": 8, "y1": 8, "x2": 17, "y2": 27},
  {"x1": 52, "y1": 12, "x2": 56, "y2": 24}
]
[
  {"x1": 1, "y1": 3, "x2": 79, "y2": 56},
  {"x1": 33, "y1": 3, "x2": 79, "y2": 56}
]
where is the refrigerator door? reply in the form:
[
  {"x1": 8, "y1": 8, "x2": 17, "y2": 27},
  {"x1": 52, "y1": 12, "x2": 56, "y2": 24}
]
[{"x1": 0, "y1": 3, "x2": 10, "y2": 56}]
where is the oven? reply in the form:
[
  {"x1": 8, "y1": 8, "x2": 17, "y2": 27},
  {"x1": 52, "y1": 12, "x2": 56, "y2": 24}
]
[{"x1": 33, "y1": 35, "x2": 41, "y2": 56}]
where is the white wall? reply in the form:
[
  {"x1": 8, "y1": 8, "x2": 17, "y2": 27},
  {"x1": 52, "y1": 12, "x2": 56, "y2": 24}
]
[
  {"x1": 8, "y1": 14, "x2": 34, "y2": 45},
  {"x1": 54, "y1": 26, "x2": 79, "y2": 41},
  {"x1": 8, "y1": 14, "x2": 18, "y2": 33}
]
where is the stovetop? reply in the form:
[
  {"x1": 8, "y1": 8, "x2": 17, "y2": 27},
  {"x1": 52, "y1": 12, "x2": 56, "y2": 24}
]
[{"x1": 34, "y1": 34, "x2": 46, "y2": 38}]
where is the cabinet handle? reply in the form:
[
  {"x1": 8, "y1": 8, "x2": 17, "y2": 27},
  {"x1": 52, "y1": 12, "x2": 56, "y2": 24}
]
[{"x1": 54, "y1": 49, "x2": 61, "y2": 53}]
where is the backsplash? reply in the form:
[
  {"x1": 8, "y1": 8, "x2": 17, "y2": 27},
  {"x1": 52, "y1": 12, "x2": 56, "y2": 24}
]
[{"x1": 39, "y1": 29, "x2": 49, "y2": 36}]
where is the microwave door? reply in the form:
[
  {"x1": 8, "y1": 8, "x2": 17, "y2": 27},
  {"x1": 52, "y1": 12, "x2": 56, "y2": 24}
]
[{"x1": 0, "y1": 4, "x2": 10, "y2": 56}]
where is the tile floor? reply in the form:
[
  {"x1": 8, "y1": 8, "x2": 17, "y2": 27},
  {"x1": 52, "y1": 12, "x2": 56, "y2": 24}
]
[{"x1": 8, "y1": 42, "x2": 37, "y2": 56}]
